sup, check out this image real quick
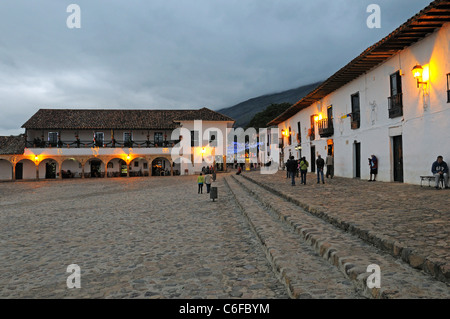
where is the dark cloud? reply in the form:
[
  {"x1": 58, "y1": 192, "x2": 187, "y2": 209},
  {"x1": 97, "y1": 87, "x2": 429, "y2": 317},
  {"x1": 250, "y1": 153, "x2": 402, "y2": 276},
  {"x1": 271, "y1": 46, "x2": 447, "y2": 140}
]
[{"x1": 0, "y1": 0, "x2": 432, "y2": 135}]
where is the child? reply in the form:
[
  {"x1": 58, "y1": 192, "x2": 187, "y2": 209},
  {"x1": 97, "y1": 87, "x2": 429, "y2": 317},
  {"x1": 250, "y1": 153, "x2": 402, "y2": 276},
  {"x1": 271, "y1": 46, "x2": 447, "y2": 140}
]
[{"x1": 197, "y1": 173, "x2": 205, "y2": 194}]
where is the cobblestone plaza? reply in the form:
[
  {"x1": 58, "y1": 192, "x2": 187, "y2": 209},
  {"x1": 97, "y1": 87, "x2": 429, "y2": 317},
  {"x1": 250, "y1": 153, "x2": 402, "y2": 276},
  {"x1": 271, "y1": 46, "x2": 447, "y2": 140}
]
[{"x1": 0, "y1": 172, "x2": 448, "y2": 299}]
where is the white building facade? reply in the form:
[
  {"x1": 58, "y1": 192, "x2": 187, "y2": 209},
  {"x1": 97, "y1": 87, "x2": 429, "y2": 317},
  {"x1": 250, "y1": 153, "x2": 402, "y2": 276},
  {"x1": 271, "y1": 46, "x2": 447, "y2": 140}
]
[
  {"x1": 268, "y1": 2, "x2": 450, "y2": 185},
  {"x1": 0, "y1": 108, "x2": 234, "y2": 181}
]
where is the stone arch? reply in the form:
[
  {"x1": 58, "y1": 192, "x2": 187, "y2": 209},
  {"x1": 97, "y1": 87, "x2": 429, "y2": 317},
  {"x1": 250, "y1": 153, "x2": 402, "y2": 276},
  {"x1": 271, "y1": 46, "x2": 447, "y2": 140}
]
[
  {"x1": 61, "y1": 158, "x2": 83, "y2": 178},
  {"x1": 16, "y1": 158, "x2": 36, "y2": 180},
  {"x1": 105, "y1": 157, "x2": 128, "y2": 178},
  {"x1": 38, "y1": 157, "x2": 60, "y2": 179},
  {"x1": 84, "y1": 157, "x2": 106, "y2": 178},
  {"x1": 150, "y1": 156, "x2": 173, "y2": 176},
  {"x1": 129, "y1": 156, "x2": 150, "y2": 177}
]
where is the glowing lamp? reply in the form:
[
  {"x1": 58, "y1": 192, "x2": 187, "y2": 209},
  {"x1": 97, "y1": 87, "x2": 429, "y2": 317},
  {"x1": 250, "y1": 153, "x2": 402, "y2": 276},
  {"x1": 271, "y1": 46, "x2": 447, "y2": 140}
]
[
  {"x1": 314, "y1": 116, "x2": 319, "y2": 122},
  {"x1": 412, "y1": 64, "x2": 427, "y2": 88},
  {"x1": 34, "y1": 156, "x2": 39, "y2": 162},
  {"x1": 202, "y1": 148, "x2": 206, "y2": 154},
  {"x1": 412, "y1": 64, "x2": 423, "y2": 79},
  {"x1": 126, "y1": 155, "x2": 131, "y2": 161}
]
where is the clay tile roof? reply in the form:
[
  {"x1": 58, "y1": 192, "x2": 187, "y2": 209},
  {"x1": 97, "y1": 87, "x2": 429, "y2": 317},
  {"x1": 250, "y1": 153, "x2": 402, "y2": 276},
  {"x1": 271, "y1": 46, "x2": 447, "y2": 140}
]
[
  {"x1": 21, "y1": 108, "x2": 234, "y2": 130},
  {"x1": 268, "y1": 0, "x2": 450, "y2": 126},
  {"x1": 0, "y1": 135, "x2": 26, "y2": 155}
]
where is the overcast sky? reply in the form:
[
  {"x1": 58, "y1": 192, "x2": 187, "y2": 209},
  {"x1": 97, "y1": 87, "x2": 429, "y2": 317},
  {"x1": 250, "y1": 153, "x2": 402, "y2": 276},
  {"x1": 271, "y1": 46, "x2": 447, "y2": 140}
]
[{"x1": 0, "y1": 0, "x2": 433, "y2": 135}]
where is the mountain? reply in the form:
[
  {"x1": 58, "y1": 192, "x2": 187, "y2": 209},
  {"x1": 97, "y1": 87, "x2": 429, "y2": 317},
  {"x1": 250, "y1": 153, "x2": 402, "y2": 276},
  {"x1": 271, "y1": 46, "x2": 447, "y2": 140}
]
[{"x1": 217, "y1": 81, "x2": 322, "y2": 128}]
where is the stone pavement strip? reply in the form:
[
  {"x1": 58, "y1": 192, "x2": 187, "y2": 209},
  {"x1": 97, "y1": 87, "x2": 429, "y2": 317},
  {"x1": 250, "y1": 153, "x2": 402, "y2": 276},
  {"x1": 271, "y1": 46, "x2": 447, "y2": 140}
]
[
  {"x1": 241, "y1": 170, "x2": 449, "y2": 285},
  {"x1": 0, "y1": 176, "x2": 287, "y2": 299},
  {"x1": 229, "y1": 174, "x2": 449, "y2": 299},
  {"x1": 224, "y1": 176, "x2": 361, "y2": 299}
]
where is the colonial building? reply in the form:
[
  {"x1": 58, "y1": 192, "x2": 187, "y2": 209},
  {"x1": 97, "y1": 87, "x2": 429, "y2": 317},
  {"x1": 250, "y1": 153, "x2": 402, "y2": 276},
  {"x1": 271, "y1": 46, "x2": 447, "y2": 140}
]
[
  {"x1": 266, "y1": 0, "x2": 450, "y2": 185},
  {"x1": 0, "y1": 108, "x2": 234, "y2": 181}
]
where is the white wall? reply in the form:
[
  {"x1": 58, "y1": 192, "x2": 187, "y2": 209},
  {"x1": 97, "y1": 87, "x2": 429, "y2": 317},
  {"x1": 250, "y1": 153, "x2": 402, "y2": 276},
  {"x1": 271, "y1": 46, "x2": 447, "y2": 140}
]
[{"x1": 0, "y1": 160, "x2": 12, "y2": 180}]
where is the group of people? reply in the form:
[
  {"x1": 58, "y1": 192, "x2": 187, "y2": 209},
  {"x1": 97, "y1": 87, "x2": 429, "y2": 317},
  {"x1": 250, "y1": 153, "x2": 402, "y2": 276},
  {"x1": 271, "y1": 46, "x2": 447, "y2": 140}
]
[
  {"x1": 197, "y1": 172, "x2": 214, "y2": 194},
  {"x1": 285, "y1": 154, "x2": 334, "y2": 186},
  {"x1": 196, "y1": 154, "x2": 449, "y2": 192},
  {"x1": 201, "y1": 165, "x2": 215, "y2": 174}
]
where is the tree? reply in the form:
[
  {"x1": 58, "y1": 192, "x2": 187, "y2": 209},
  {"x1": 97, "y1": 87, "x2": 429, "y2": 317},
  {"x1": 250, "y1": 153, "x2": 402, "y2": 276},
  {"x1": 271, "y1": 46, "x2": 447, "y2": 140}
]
[{"x1": 246, "y1": 103, "x2": 292, "y2": 130}]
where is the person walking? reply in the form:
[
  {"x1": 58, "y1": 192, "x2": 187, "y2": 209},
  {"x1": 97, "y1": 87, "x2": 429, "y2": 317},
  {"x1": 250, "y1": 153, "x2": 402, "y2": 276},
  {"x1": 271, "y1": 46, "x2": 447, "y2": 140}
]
[
  {"x1": 299, "y1": 157, "x2": 309, "y2": 185},
  {"x1": 285, "y1": 160, "x2": 290, "y2": 179},
  {"x1": 325, "y1": 153, "x2": 334, "y2": 179},
  {"x1": 286, "y1": 156, "x2": 297, "y2": 186},
  {"x1": 431, "y1": 155, "x2": 449, "y2": 189},
  {"x1": 316, "y1": 155, "x2": 325, "y2": 184},
  {"x1": 197, "y1": 173, "x2": 205, "y2": 194},
  {"x1": 204, "y1": 172, "x2": 213, "y2": 193},
  {"x1": 368, "y1": 154, "x2": 378, "y2": 181}
]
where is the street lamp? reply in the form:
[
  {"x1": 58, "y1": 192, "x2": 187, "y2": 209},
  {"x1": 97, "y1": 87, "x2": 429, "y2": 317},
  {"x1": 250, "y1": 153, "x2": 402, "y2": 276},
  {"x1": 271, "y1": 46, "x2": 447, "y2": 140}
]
[{"x1": 412, "y1": 64, "x2": 427, "y2": 88}]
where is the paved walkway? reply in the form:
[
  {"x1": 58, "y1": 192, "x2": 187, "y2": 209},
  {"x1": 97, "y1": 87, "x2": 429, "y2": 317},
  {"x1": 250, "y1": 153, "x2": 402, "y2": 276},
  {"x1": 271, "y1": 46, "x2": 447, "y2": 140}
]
[
  {"x1": 240, "y1": 170, "x2": 449, "y2": 283},
  {"x1": 0, "y1": 176, "x2": 287, "y2": 298}
]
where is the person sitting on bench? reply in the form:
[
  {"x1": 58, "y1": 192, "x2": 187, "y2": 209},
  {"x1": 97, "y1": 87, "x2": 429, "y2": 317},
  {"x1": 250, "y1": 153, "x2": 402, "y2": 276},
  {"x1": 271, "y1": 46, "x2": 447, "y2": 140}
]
[{"x1": 431, "y1": 155, "x2": 449, "y2": 189}]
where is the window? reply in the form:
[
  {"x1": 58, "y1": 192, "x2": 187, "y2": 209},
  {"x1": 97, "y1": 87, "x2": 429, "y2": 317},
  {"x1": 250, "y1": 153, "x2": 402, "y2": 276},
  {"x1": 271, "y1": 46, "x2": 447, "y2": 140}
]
[
  {"x1": 190, "y1": 131, "x2": 199, "y2": 147},
  {"x1": 309, "y1": 115, "x2": 316, "y2": 140},
  {"x1": 134, "y1": 161, "x2": 139, "y2": 167},
  {"x1": 48, "y1": 132, "x2": 58, "y2": 146},
  {"x1": 297, "y1": 122, "x2": 301, "y2": 144},
  {"x1": 124, "y1": 132, "x2": 133, "y2": 142},
  {"x1": 288, "y1": 127, "x2": 292, "y2": 145},
  {"x1": 327, "y1": 105, "x2": 333, "y2": 121},
  {"x1": 447, "y1": 73, "x2": 450, "y2": 103},
  {"x1": 154, "y1": 132, "x2": 163, "y2": 144},
  {"x1": 209, "y1": 131, "x2": 217, "y2": 146},
  {"x1": 351, "y1": 93, "x2": 360, "y2": 129},
  {"x1": 95, "y1": 132, "x2": 104, "y2": 147},
  {"x1": 388, "y1": 71, "x2": 403, "y2": 118}
]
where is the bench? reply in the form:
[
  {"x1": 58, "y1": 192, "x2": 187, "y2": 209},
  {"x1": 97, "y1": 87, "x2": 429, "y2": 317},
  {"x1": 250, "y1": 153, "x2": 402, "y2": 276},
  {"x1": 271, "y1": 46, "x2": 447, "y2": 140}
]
[
  {"x1": 421, "y1": 175, "x2": 445, "y2": 188},
  {"x1": 420, "y1": 176, "x2": 435, "y2": 187}
]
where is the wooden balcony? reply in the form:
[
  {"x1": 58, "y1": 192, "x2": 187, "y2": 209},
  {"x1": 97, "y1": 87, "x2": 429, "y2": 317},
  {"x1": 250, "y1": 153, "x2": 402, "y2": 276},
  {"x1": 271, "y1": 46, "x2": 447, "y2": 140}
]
[
  {"x1": 318, "y1": 119, "x2": 334, "y2": 138},
  {"x1": 26, "y1": 139, "x2": 181, "y2": 149}
]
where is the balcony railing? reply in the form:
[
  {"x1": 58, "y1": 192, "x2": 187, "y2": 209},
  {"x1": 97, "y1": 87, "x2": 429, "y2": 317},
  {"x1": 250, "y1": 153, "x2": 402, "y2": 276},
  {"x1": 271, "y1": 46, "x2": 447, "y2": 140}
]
[
  {"x1": 388, "y1": 93, "x2": 403, "y2": 118},
  {"x1": 318, "y1": 119, "x2": 334, "y2": 138},
  {"x1": 26, "y1": 139, "x2": 181, "y2": 149}
]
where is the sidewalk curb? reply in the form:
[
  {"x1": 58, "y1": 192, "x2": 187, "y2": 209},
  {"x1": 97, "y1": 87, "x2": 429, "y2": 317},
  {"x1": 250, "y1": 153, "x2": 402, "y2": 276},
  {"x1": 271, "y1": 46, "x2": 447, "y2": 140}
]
[{"x1": 241, "y1": 174, "x2": 449, "y2": 284}]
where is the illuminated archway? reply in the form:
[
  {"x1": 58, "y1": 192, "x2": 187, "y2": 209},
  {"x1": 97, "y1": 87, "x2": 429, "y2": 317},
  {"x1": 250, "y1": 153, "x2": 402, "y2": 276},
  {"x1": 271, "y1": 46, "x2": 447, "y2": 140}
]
[
  {"x1": 106, "y1": 158, "x2": 128, "y2": 178},
  {"x1": 16, "y1": 158, "x2": 36, "y2": 180},
  {"x1": 151, "y1": 157, "x2": 172, "y2": 176},
  {"x1": 38, "y1": 158, "x2": 60, "y2": 179},
  {"x1": 129, "y1": 157, "x2": 150, "y2": 177},
  {"x1": 84, "y1": 158, "x2": 105, "y2": 178},
  {"x1": 61, "y1": 158, "x2": 82, "y2": 178}
]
